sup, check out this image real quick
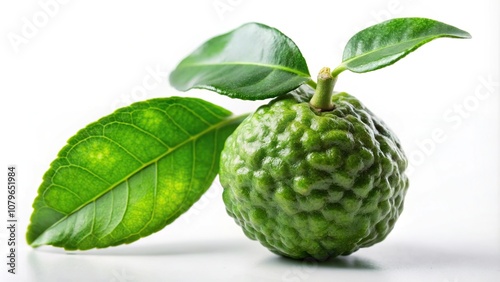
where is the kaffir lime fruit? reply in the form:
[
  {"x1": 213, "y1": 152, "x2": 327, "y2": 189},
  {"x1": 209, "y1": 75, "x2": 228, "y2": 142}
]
[{"x1": 220, "y1": 86, "x2": 409, "y2": 260}]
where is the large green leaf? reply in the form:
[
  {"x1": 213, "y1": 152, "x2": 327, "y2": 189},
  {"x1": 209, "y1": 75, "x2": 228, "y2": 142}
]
[
  {"x1": 169, "y1": 22, "x2": 311, "y2": 100},
  {"x1": 334, "y1": 18, "x2": 471, "y2": 75},
  {"x1": 27, "y1": 97, "x2": 246, "y2": 250}
]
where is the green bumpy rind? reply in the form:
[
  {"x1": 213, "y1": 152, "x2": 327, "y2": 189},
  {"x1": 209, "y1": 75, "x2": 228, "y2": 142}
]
[{"x1": 220, "y1": 86, "x2": 409, "y2": 260}]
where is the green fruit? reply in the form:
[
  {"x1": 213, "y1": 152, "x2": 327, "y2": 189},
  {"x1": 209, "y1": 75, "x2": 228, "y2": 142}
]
[{"x1": 220, "y1": 85, "x2": 409, "y2": 260}]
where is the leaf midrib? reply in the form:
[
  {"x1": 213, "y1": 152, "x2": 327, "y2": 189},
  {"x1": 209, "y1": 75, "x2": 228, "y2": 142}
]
[
  {"x1": 178, "y1": 61, "x2": 310, "y2": 78},
  {"x1": 32, "y1": 114, "x2": 247, "y2": 245},
  {"x1": 342, "y1": 33, "x2": 466, "y2": 67}
]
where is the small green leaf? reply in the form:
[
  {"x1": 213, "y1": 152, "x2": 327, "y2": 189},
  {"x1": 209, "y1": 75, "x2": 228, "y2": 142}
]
[
  {"x1": 27, "y1": 97, "x2": 247, "y2": 250},
  {"x1": 334, "y1": 17, "x2": 471, "y2": 75},
  {"x1": 169, "y1": 22, "x2": 311, "y2": 100}
]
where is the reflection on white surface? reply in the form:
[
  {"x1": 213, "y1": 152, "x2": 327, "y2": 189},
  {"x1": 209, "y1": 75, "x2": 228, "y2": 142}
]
[{"x1": 20, "y1": 238, "x2": 500, "y2": 282}]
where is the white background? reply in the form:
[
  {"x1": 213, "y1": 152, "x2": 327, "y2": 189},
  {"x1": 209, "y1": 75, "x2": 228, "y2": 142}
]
[{"x1": 1, "y1": 0, "x2": 499, "y2": 281}]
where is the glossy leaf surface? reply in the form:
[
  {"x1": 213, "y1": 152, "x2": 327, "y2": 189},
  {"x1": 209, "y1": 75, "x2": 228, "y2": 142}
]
[
  {"x1": 337, "y1": 18, "x2": 471, "y2": 74},
  {"x1": 27, "y1": 97, "x2": 246, "y2": 250},
  {"x1": 170, "y1": 22, "x2": 311, "y2": 100}
]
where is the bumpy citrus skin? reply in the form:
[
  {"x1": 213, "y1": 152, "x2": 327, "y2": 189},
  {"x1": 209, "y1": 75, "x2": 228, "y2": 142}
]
[{"x1": 220, "y1": 86, "x2": 409, "y2": 260}]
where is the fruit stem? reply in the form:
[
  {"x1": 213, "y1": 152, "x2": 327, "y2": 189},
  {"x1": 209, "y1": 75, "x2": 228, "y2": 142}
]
[{"x1": 309, "y1": 67, "x2": 337, "y2": 111}]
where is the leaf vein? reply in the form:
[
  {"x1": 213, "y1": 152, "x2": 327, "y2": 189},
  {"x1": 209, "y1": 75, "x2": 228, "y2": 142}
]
[
  {"x1": 177, "y1": 61, "x2": 310, "y2": 78},
  {"x1": 101, "y1": 135, "x2": 145, "y2": 164},
  {"x1": 189, "y1": 99, "x2": 228, "y2": 119},
  {"x1": 31, "y1": 114, "x2": 245, "y2": 246},
  {"x1": 50, "y1": 163, "x2": 112, "y2": 187},
  {"x1": 342, "y1": 34, "x2": 462, "y2": 67},
  {"x1": 112, "y1": 121, "x2": 170, "y2": 149},
  {"x1": 46, "y1": 184, "x2": 84, "y2": 202}
]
